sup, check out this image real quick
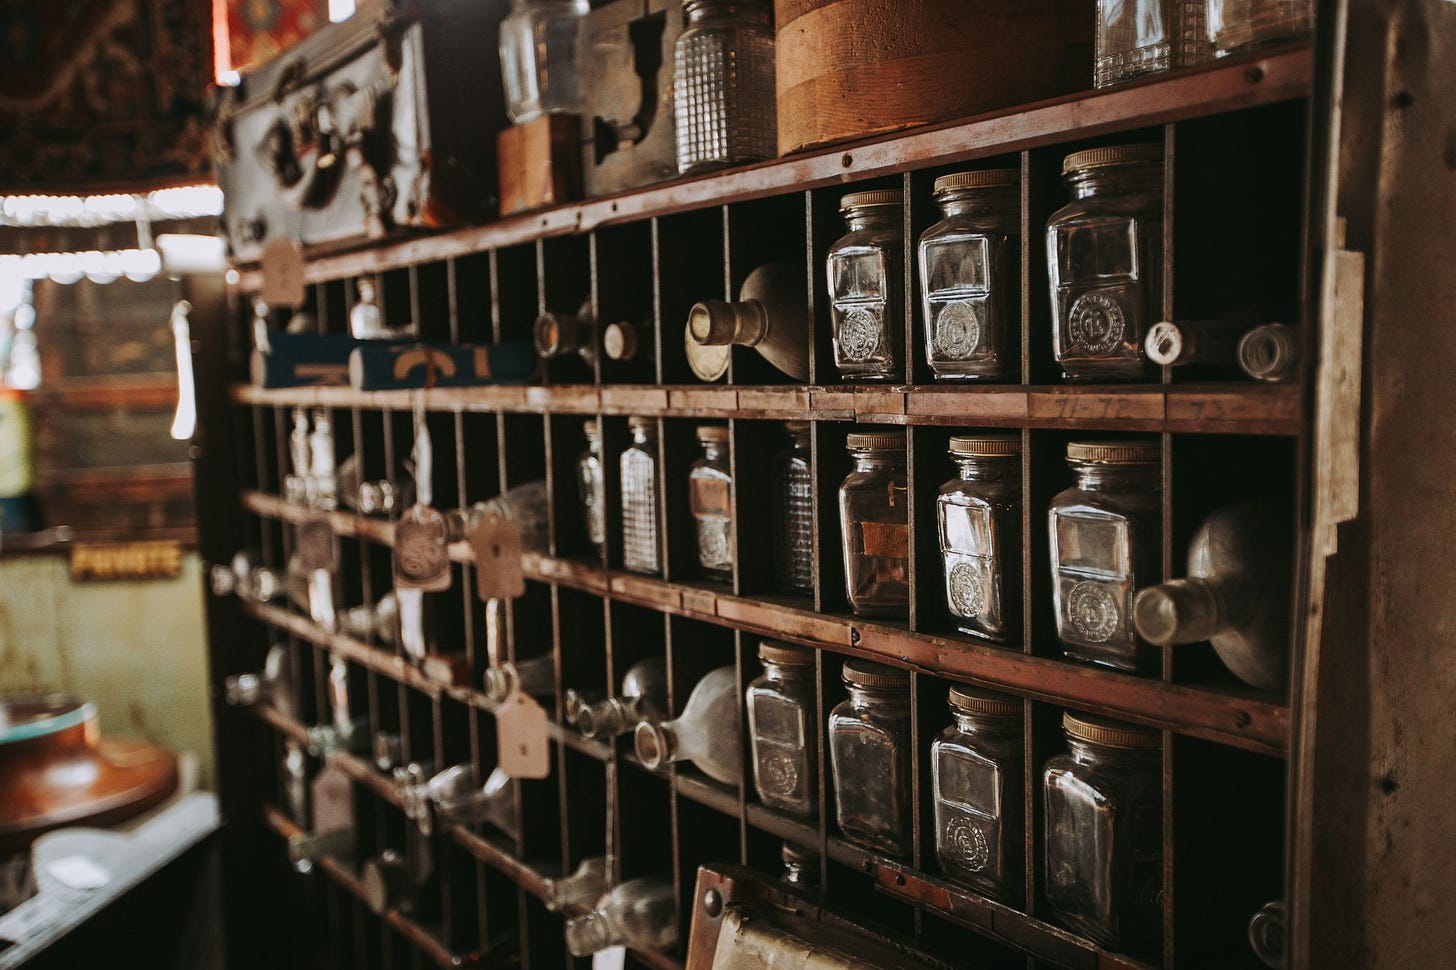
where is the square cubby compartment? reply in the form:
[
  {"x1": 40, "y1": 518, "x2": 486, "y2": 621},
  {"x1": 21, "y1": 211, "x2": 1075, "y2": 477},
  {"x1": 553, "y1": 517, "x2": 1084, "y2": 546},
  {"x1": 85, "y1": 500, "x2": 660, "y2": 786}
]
[
  {"x1": 450, "y1": 250, "x2": 495, "y2": 345},
  {"x1": 722, "y1": 192, "x2": 811, "y2": 387},
  {"x1": 594, "y1": 221, "x2": 657, "y2": 385},
  {"x1": 655, "y1": 208, "x2": 726, "y2": 385},
  {"x1": 659, "y1": 417, "x2": 733, "y2": 589},
  {"x1": 548, "y1": 414, "x2": 603, "y2": 564},
  {"x1": 731, "y1": 418, "x2": 816, "y2": 605}
]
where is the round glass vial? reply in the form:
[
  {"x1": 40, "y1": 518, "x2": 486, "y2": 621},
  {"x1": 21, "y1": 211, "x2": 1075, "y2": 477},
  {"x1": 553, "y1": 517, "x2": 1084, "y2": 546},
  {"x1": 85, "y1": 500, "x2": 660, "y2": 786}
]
[
  {"x1": 746, "y1": 641, "x2": 817, "y2": 817},
  {"x1": 828, "y1": 190, "x2": 904, "y2": 382},
  {"x1": 937, "y1": 434, "x2": 1021, "y2": 643},
  {"x1": 577, "y1": 421, "x2": 605, "y2": 554},
  {"x1": 772, "y1": 421, "x2": 814, "y2": 596},
  {"x1": 621, "y1": 417, "x2": 661, "y2": 575},
  {"x1": 689, "y1": 424, "x2": 733, "y2": 581},
  {"x1": 672, "y1": 0, "x2": 776, "y2": 174},
  {"x1": 838, "y1": 431, "x2": 909, "y2": 617},
  {"x1": 828, "y1": 658, "x2": 912, "y2": 856}
]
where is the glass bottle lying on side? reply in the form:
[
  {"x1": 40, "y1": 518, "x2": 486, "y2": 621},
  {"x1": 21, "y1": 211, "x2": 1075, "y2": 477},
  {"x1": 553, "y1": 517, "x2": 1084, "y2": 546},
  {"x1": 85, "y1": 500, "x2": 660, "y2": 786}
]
[
  {"x1": 399, "y1": 763, "x2": 519, "y2": 840},
  {"x1": 564, "y1": 875, "x2": 678, "y2": 956},
  {"x1": 542, "y1": 856, "x2": 609, "y2": 913},
  {"x1": 634, "y1": 666, "x2": 742, "y2": 785},
  {"x1": 567, "y1": 657, "x2": 668, "y2": 739},
  {"x1": 223, "y1": 642, "x2": 293, "y2": 716}
]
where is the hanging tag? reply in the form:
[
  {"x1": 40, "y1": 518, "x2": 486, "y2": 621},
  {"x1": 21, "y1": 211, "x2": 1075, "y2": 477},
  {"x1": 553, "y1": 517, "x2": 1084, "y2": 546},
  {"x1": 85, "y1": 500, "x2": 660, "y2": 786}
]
[
  {"x1": 471, "y1": 511, "x2": 525, "y2": 601},
  {"x1": 592, "y1": 947, "x2": 627, "y2": 970},
  {"x1": 261, "y1": 238, "x2": 306, "y2": 307},
  {"x1": 495, "y1": 692, "x2": 550, "y2": 779},
  {"x1": 297, "y1": 515, "x2": 337, "y2": 572},
  {"x1": 393, "y1": 506, "x2": 451, "y2": 591}
]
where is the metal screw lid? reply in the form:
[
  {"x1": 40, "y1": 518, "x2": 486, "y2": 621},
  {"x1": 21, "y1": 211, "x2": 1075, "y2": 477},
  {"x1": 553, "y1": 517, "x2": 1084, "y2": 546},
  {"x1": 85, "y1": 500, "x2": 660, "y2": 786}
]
[
  {"x1": 845, "y1": 430, "x2": 906, "y2": 452},
  {"x1": 696, "y1": 424, "x2": 729, "y2": 443},
  {"x1": 841, "y1": 658, "x2": 910, "y2": 689},
  {"x1": 1065, "y1": 439, "x2": 1160, "y2": 464},
  {"x1": 840, "y1": 189, "x2": 903, "y2": 212},
  {"x1": 1062, "y1": 711, "x2": 1161, "y2": 748},
  {"x1": 1062, "y1": 143, "x2": 1164, "y2": 175},
  {"x1": 933, "y1": 169, "x2": 1019, "y2": 194},
  {"x1": 947, "y1": 684, "x2": 1021, "y2": 718},
  {"x1": 948, "y1": 434, "x2": 1020, "y2": 458},
  {"x1": 759, "y1": 641, "x2": 815, "y2": 666}
]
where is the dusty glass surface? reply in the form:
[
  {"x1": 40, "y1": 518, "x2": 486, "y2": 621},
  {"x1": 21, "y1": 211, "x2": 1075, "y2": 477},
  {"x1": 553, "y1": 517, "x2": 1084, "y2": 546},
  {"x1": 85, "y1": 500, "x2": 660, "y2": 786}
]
[
  {"x1": 564, "y1": 875, "x2": 677, "y2": 956},
  {"x1": 673, "y1": 0, "x2": 776, "y2": 173},
  {"x1": 838, "y1": 432, "x2": 909, "y2": 617},
  {"x1": 828, "y1": 659, "x2": 911, "y2": 856},
  {"x1": 938, "y1": 435, "x2": 1021, "y2": 642},
  {"x1": 747, "y1": 642, "x2": 817, "y2": 817},
  {"x1": 1095, "y1": 0, "x2": 1209, "y2": 87},
  {"x1": 829, "y1": 192, "x2": 904, "y2": 381},
  {"x1": 621, "y1": 417, "x2": 661, "y2": 575}
]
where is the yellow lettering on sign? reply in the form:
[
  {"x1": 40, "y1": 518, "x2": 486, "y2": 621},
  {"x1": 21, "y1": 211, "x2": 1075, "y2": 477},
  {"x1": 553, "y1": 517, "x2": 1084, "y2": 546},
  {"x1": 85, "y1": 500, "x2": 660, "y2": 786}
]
[{"x1": 70, "y1": 541, "x2": 185, "y2": 582}]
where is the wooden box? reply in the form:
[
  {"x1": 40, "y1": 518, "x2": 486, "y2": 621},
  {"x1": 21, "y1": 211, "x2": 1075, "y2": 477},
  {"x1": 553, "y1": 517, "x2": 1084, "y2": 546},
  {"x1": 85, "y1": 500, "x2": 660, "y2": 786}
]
[{"x1": 497, "y1": 115, "x2": 583, "y2": 215}]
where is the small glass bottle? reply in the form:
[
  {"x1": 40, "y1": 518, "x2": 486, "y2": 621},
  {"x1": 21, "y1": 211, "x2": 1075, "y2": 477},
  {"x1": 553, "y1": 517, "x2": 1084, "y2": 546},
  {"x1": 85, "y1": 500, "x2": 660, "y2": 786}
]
[
  {"x1": 620, "y1": 417, "x2": 661, "y2": 575},
  {"x1": 828, "y1": 190, "x2": 904, "y2": 381},
  {"x1": 564, "y1": 875, "x2": 678, "y2": 956},
  {"x1": 919, "y1": 170, "x2": 1020, "y2": 381},
  {"x1": 673, "y1": 0, "x2": 776, "y2": 174},
  {"x1": 838, "y1": 431, "x2": 909, "y2": 618},
  {"x1": 938, "y1": 434, "x2": 1021, "y2": 643},
  {"x1": 543, "y1": 856, "x2": 609, "y2": 912},
  {"x1": 1048, "y1": 440, "x2": 1162, "y2": 673},
  {"x1": 1044, "y1": 713, "x2": 1162, "y2": 955},
  {"x1": 634, "y1": 666, "x2": 741, "y2": 786},
  {"x1": 931, "y1": 685, "x2": 1023, "y2": 903},
  {"x1": 689, "y1": 424, "x2": 733, "y2": 581},
  {"x1": 746, "y1": 641, "x2": 817, "y2": 817},
  {"x1": 828, "y1": 659, "x2": 911, "y2": 856},
  {"x1": 772, "y1": 421, "x2": 814, "y2": 596},
  {"x1": 571, "y1": 657, "x2": 668, "y2": 739},
  {"x1": 308, "y1": 408, "x2": 338, "y2": 510},
  {"x1": 577, "y1": 421, "x2": 605, "y2": 555},
  {"x1": 498, "y1": 0, "x2": 589, "y2": 124},
  {"x1": 535, "y1": 305, "x2": 596, "y2": 366},
  {"x1": 1095, "y1": 0, "x2": 1209, "y2": 87},
  {"x1": 1207, "y1": 0, "x2": 1312, "y2": 56},
  {"x1": 1046, "y1": 145, "x2": 1164, "y2": 382}
]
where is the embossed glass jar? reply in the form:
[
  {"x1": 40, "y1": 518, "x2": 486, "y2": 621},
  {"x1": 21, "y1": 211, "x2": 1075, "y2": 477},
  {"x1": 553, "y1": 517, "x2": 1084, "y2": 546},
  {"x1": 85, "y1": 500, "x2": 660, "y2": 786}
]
[
  {"x1": 689, "y1": 424, "x2": 733, "y2": 581},
  {"x1": 938, "y1": 434, "x2": 1021, "y2": 643},
  {"x1": 1207, "y1": 0, "x2": 1311, "y2": 56},
  {"x1": 747, "y1": 641, "x2": 817, "y2": 817},
  {"x1": 621, "y1": 417, "x2": 661, "y2": 575},
  {"x1": 838, "y1": 431, "x2": 909, "y2": 617},
  {"x1": 828, "y1": 659, "x2": 911, "y2": 856},
  {"x1": 918, "y1": 170, "x2": 1019, "y2": 381},
  {"x1": 1046, "y1": 145, "x2": 1164, "y2": 381},
  {"x1": 772, "y1": 421, "x2": 814, "y2": 596},
  {"x1": 828, "y1": 190, "x2": 904, "y2": 381},
  {"x1": 1044, "y1": 713, "x2": 1162, "y2": 955},
  {"x1": 1095, "y1": 0, "x2": 1208, "y2": 87},
  {"x1": 931, "y1": 685, "x2": 1023, "y2": 902},
  {"x1": 1048, "y1": 441, "x2": 1161, "y2": 673},
  {"x1": 673, "y1": 0, "x2": 777, "y2": 174},
  {"x1": 577, "y1": 420, "x2": 605, "y2": 555}
]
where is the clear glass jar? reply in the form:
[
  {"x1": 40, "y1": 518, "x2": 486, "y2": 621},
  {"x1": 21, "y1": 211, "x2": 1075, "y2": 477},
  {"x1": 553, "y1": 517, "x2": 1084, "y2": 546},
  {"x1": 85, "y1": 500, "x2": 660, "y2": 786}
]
[
  {"x1": 499, "y1": 0, "x2": 589, "y2": 124},
  {"x1": 1049, "y1": 441, "x2": 1161, "y2": 672},
  {"x1": 673, "y1": 0, "x2": 776, "y2": 174},
  {"x1": 1044, "y1": 713, "x2": 1162, "y2": 955},
  {"x1": 919, "y1": 170, "x2": 1020, "y2": 381},
  {"x1": 828, "y1": 659, "x2": 911, "y2": 856},
  {"x1": 1046, "y1": 145, "x2": 1164, "y2": 382},
  {"x1": 689, "y1": 424, "x2": 733, "y2": 581},
  {"x1": 938, "y1": 434, "x2": 1021, "y2": 643},
  {"x1": 931, "y1": 685, "x2": 1023, "y2": 902},
  {"x1": 577, "y1": 420, "x2": 605, "y2": 555},
  {"x1": 828, "y1": 191, "x2": 904, "y2": 381},
  {"x1": 747, "y1": 641, "x2": 817, "y2": 817},
  {"x1": 1207, "y1": 0, "x2": 1311, "y2": 56},
  {"x1": 1095, "y1": 0, "x2": 1209, "y2": 87},
  {"x1": 838, "y1": 432, "x2": 909, "y2": 617},
  {"x1": 773, "y1": 421, "x2": 814, "y2": 596},
  {"x1": 621, "y1": 417, "x2": 661, "y2": 575}
]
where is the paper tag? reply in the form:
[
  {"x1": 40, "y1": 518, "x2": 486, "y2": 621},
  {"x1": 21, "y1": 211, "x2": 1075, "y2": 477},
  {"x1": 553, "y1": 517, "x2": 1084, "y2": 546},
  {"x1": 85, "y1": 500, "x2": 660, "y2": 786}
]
[
  {"x1": 495, "y1": 693, "x2": 550, "y2": 779},
  {"x1": 592, "y1": 946, "x2": 627, "y2": 970},
  {"x1": 46, "y1": 855, "x2": 111, "y2": 891},
  {"x1": 861, "y1": 521, "x2": 910, "y2": 559},
  {"x1": 394, "y1": 507, "x2": 451, "y2": 591},
  {"x1": 261, "y1": 238, "x2": 306, "y2": 307},
  {"x1": 471, "y1": 512, "x2": 525, "y2": 600},
  {"x1": 297, "y1": 515, "x2": 337, "y2": 572}
]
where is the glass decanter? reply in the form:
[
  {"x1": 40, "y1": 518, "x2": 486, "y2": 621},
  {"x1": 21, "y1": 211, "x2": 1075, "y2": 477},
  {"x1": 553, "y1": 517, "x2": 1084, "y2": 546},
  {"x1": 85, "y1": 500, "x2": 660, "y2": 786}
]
[
  {"x1": 937, "y1": 434, "x2": 1021, "y2": 643},
  {"x1": 828, "y1": 190, "x2": 904, "y2": 381},
  {"x1": 746, "y1": 641, "x2": 817, "y2": 817},
  {"x1": 634, "y1": 665, "x2": 742, "y2": 785},
  {"x1": 689, "y1": 424, "x2": 733, "y2": 581},
  {"x1": 621, "y1": 417, "x2": 662, "y2": 575},
  {"x1": 828, "y1": 659, "x2": 911, "y2": 856},
  {"x1": 563, "y1": 875, "x2": 678, "y2": 956},
  {"x1": 570, "y1": 657, "x2": 668, "y2": 739},
  {"x1": 838, "y1": 431, "x2": 909, "y2": 617},
  {"x1": 673, "y1": 0, "x2": 776, "y2": 174},
  {"x1": 499, "y1": 0, "x2": 589, "y2": 124},
  {"x1": 772, "y1": 421, "x2": 814, "y2": 596}
]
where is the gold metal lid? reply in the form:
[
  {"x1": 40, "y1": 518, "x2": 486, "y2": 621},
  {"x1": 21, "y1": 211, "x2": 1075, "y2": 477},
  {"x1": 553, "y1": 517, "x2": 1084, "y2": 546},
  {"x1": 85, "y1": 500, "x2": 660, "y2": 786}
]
[
  {"x1": 841, "y1": 189, "x2": 903, "y2": 211},
  {"x1": 1062, "y1": 143, "x2": 1164, "y2": 176},
  {"x1": 947, "y1": 684, "x2": 1021, "y2": 718},
  {"x1": 1065, "y1": 439, "x2": 1160, "y2": 464},
  {"x1": 1062, "y1": 711, "x2": 1161, "y2": 748},
  {"x1": 841, "y1": 658, "x2": 909, "y2": 689},
  {"x1": 948, "y1": 434, "x2": 1020, "y2": 458},
  {"x1": 845, "y1": 431, "x2": 906, "y2": 451},
  {"x1": 933, "y1": 169, "x2": 1019, "y2": 194},
  {"x1": 783, "y1": 420, "x2": 811, "y2": 433},
  {"x1": 759, "y1": 641, "x2": 815, "y2": 666},
  {"x1": 696, "y1": 424, "x2": 729, "y2": 443}
]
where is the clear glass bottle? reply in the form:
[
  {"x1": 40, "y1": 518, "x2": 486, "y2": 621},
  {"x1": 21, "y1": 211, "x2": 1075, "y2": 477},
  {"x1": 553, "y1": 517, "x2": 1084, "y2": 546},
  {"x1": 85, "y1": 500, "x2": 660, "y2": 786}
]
[
  {"x1": 1044, "y1": 713, "x2": 1162, "y2": 955},
  {"x1": 634, "y1": 665, "x2": 742, "y2": 786},
  {"x1": 1238, "y1": 323, "x2": 1300, "y2": 383},
  {"x1": 1207, "y1": 0, "x2": 1311, "y2": 56},
  {"x1": 780, "y1": 842, "x2": 820, "y2": 892},
  {"x1": 746, "y1": 641, "x2": 817, "y2": 817},
  {"x1": 772, "y1": 421, "x2": 814, "y2": 596},
  {"x1": 572, "y1": 657, "x2": 668, "y2": 739},
  {"x1": 621, "y1": 417, "x2": 661, "y2": 575},
  {"x1": 838, "y1": 431, "x2": 909, "y2": 618},
  {"x1": 543, "y1": 856, "x2": 609, "y2": 912},
  {"x1": 563, "y1": 875, "x2": 678, "y2": 956},
  {"x1": 1046, "y1": 145, "x2": 1164, "y2": 382},
  {"x1": 1095, "y1": 0, "x2": 1209, "y2": 87},
  {"x1": 404, "y1": 763, "x2": 519, "y2": 840},
  {"x1": 931, "y1": 685, "x2": 1023, "y2": 902},
  {"x1": 535, "y1": 304, "x2": 596, "y2": 366},
  {"x1": 223, "y1": 642, "x2": 292, "y2": 713},
  {"x1": 689, "y1": 424, "x2": 733, "y2": 581},
  {"x1": 828, "y1": 659, "x2": 911, "y2": 856},
  {"x1": 1048, "y1": 440, "x2": 1162, "y2": 673},
  {"x1": 828, "y1": 190, "x2": 904, "y2": 381},
  {"x1": 938, "y1": 434, "x2": 1021, "y2": 643},
  {"x1": 919, "y1": 170, "x2": 1020, "y2": 381},
  {"x1": 499, "y1": 0, "x2": 589, "y2": 124},
  {"x1": 673, "y1": 0, "x2": 776, "y2": 174},
  {"x1": 577, "y1": 421, "x2": 605, "y2": 555},
  {"x1": 483, "y1": 654, "x2": 557, "y2": 706},
  {"x1": 308, "y1": 408, "x2": 338, "y2": 510}
]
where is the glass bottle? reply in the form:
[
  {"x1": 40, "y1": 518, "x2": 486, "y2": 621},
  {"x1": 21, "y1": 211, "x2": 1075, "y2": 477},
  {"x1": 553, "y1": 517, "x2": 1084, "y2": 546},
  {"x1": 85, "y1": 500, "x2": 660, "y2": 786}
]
[
  {"x1": 498, "y1": 0, "x2": 589, "y2": 124},
  {"x1": 828, "y1": 190, "x2": 904, "y2": 381},
  {"x1": 772, "y1": 421, "x2": 814, "y2": 596},
  {"x1": 308, "y1": 408, "x2": 338, "y2": 510},
  {"x1": 780, "y1": 842, "x2": 820, "y2": 892},
  {"x1": 286, "y1": 407, "x2": 310, "y2": 504},
  {"x1": 350, "y1": 278, "x2": 385, "y2": 339},
  {"x1": 535, "y1": 305, "x2": 596, "y2": 366},
  {"x1": 223, "y1": 643, "x2": 294, "y2": 718},
  {"x1": 1048, "y1": 440, "x2": 1162, "y2": 673},
  {"x1": 931, "y1": 685, "x2": 1023, "y2": 902},
  {"x1": 838, "y1": 431, "x2": 909, "y2": 617},
  {"x1": 563, "y1": 875, "x2": 678, "y2": 956},
  {"x1": 689, "y1": 424, "x2": 733, "y2": 581},
  {"x1": 577, "y1": 421, "x2": 605, "y2": 554},
  {"x1": 603, "y1": 319, "x2": 654, "y2": 365},
  {"x1": 828, "y1": 659, "x2": 911, "y2": 856},
  {"x1": 746, "y1": 641, "x2": 817, "y2": 817},
  {"x1": 572, "y1": 657, "x2": 668, "y2": 739},
  {"x1": 1095, "y1": 0, "x2": 1209, "y2": 87},
  {"x1": 1238, "y1": 323, "x2": 1300, "y2": 383},
  {"x1": 686, "y1": 262, "x2": 810, "y2": 382},
  {"x1": 1133, "y1": 500, "x2": 1290, "y2": 691},
  {"x1": 621, "y1": 417, "x2": 662, "y2": 575},
  {"x1": 919, "y1": 170, "x2": 1020, "y2": 381},
  {"x1": 483, "y1": 654, "x2": 557, "y2": 706},
  {"x1": 1207, "y1": 0, "x2": 1312, "y2": 56},
  {"x1": 634, "y1": 665, "x2": 742, "y2": 786},
  {"x1": 673, "y1": 0, "x2": 776, "y2": 174},
  {"x1": 1046, "y1": 144, "x2": 1164, "y2": 381},
  {"x1": 404, "y1": 763, "x2": 519, "y2": 840},
  {"x1": 543, "y1": 856, "x2": 609, "y2": 912},
  {"x1": 938, "y1": 434, "x2": 1021, "y2": 643},
  {"x1": 1044, "y1": 713, "x2": 1162, "y2": 955}
]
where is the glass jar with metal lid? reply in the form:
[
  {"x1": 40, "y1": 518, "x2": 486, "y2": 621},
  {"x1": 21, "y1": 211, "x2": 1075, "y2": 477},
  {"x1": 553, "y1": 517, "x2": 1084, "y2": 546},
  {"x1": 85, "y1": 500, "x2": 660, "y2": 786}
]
[
  {"x1": 1044, "y1": 712, "x2": 1162, "y2": 955},
  {"x1": 828, "y1": 190, "x2": 904, "y2": 382},
  {"x1": 1046, "y1": 144, "x2": 1164, "y2": 382},
  {"x1": 918, "y1": 169, "x2": 1020, "y2": 381},
  {"x1": 1048, "y1": 440, "x2": 1162, "y2": 672},
  {"x1": 746, "y1": 641, "x2": 817, "y2": 817},
  {"x1": 577, "y1": 421, "x2": 605, "y2": 555},
  {"x1": 621, "y1": 417, "x2": 661, "y2": 575},
  {"x1": 938, "y1": 434, "x2": 1021, "y2": 643},
  {"x1": 931, "y1": 684, "x2": 1023, "y2": 902},
  {"x1": 828, "y1": 659, "x2": 912, "y2": 856},
  {"x1": 772, "y1": 421, "x2": 814, "y2": 596},
  {"x1": 689, "y1": 424, "x2": 733, "y2": 580},
  {"x1": 838, "y1": 431, "x2": 909, "y2": 617}
]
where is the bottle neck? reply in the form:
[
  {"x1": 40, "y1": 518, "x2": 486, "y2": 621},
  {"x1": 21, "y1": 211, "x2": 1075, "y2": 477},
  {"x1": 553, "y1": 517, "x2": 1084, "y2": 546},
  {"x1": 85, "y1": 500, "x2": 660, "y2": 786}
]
[
  {"x1": 635, "y1": 719, "x2": 681, "y2": 769},
  {"x1": 951, "y1": 711, "x2": 1021, "y2": 736},
  {"x1": 846, "y1": 682, "x2": 909, "y2": 713},
  {"x1": 786, "y1": 429, "x2": 811, "y2": 451},
  {"x1": 1133, "y1": 576, "x2": 1242, "y2": 645},
  {"x1": 843, "y1": 207, "x2": 902, "y2": 233},
  {"x1": 699, "y1": 440, "x2": 727, "y2": 462},
  {"x1": 577, "y1": 696, "x2": 628, "y2": 738},
  {"x1": 1065, "y1": 165, "x2": 1162, "y2": 201},
  {"x1": 1070, "y1": 460, "x2": 1160, "y2": 491},
  {"x1": 954, "y1": 456, "x2": 1018, "y2": 483},
  {"x1": 851, "y1": 449, "x2": 905, "y2": 473}
]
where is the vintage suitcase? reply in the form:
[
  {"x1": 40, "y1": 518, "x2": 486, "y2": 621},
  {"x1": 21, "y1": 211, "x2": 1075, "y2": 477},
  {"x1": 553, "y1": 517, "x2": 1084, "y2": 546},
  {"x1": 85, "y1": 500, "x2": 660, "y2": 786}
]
[{"x1": 213, "y1": 1, "x2": 510, "y2": 263}]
